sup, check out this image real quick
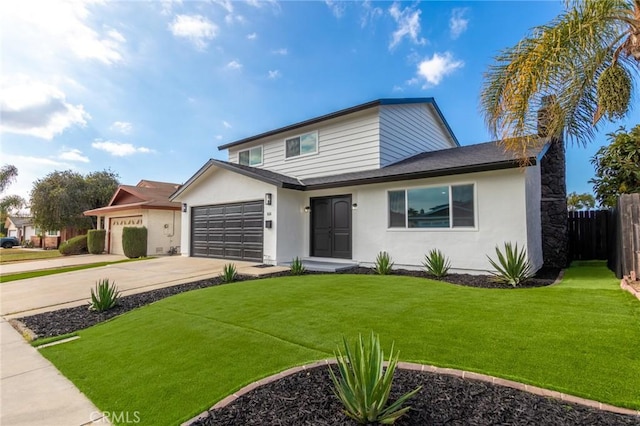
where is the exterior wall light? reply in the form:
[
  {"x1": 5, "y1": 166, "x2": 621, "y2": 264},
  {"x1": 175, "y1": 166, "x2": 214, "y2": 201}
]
[
  {"x1": 182, "y1": 203, "x2": 187, "y2": 212},
  {"x1": 265, "y1": 193, "x2": 272, "y2": 206},
  {"x1": 352, "y1": 203, "x2": 358, "y2": 209},
  {"x1": 304, "y1": 206, "x2": 311, "y2": 213}
]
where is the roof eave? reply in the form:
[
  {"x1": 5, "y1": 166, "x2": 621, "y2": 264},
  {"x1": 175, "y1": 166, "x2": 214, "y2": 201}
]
[{"x1": 304, "y1": 158, "x2": 535, "y2": 191}]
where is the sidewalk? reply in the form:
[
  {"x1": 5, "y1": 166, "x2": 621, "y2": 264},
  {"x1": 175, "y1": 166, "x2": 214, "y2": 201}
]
[
  {"x1": 0, "y1": 254, "x2": 127, "y2": 275},
  {"x1": 0, "y1": 318, "x2": 108, "y2": 425}
]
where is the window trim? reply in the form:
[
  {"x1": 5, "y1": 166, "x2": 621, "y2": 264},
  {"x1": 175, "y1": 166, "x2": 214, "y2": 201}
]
[
  {"x1": 238, "y1": 145, "x2": 263, "y2": 166},
  {"x1": 284, "y1": 131, "x2": 319, "y2": 160},
  {"x1": 387, "y1": 182, "x2": 478, "y2": 231}
]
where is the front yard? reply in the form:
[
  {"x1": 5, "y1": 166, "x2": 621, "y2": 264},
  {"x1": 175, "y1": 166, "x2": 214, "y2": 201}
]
[
  {"x1": 0, "y1": 248, "x2": 61, "y2": 263},
  {"x1": 39, "y1": 262, "x2": 640, "y2": 425}
]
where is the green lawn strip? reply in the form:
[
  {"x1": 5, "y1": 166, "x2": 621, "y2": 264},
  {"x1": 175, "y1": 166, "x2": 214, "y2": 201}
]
[
  {"x1": 41, "y1": 308, "x2": 327, "y2": 425},
  {"x1": 31, "y1": 332, "x2": 78, "y2": 347},
  {"x1": 0, "y1": 258, "x2": 150, "y2": 283},
  {"x1": 40, "y1": 263, "x2": 640, "y2": 425},
  {"x1": 0, "y1": 249, "x2": 61, "y2": 263}
]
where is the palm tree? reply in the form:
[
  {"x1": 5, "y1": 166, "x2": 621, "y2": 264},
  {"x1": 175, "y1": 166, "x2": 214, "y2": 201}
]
[{"x1": 481, "y1": 0, "x2": 639, "y2": 156}]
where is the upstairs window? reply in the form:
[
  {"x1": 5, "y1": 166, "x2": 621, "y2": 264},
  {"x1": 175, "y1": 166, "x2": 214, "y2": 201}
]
[
  {"x1": 238, "y1": 146, "x2": 263, "y2": 166},
  {"x1": 388, "y1": 183, "x2": 475, "y2": 229},
  {"x1": 285, "y1": 131, "x2": 318, "y2": 159}
]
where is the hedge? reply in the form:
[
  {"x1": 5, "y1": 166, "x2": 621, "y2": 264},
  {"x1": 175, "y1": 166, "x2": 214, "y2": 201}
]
[
  {"x1": 58, "y1": 235, "x2": 88, "y2": 256},
  {"x1": 122, "y1": 226, "x2": 147, "y2": 258},
  {"x1": 87, "y1": 230, "x2": 106, "y2": 254}
]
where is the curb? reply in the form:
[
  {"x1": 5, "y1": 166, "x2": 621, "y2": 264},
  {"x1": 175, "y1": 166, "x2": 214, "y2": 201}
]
[{"x1": 182, "y1": 360, "x2": 640, "y2": 425}]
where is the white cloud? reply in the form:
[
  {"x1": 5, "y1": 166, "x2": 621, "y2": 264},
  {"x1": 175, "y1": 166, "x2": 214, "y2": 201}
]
[
  {"x1": 215, "y1": 135, "x2": 223, "y2": 140},
  {"x1": 222, "y1": 121, "x2": 232, "y2": 128},
  {"x1": 1, "y1": 1, "x2": 126, "y2": 65},
  {"x1": 449, "y1": 8, "x2": 469, "y2": 39},
  {"x1": 110, "y1": 121, "x2": 133, "y2": 134},
  {"x1": 169, "y1": 15, "x2": 218, "y2": 50},
  {"x1": 325, "y1": 0, "x2": 346, "y2": 18},
  {"x1": 271, "y1": 48, "x2": 288, "y2": 55},
  {"x1": 247, "y1": 32, "x2": 257, "y2": 40},
  {"x1": 416, "y1": 52, "x2": 464, "y2": 86},
  {"x1": 59, "y1": 148, "x2": 89, "y2": 163},
  {"x1": 160, "y1": 0, "x2": 182, "y2": 16},
  {"x1": 268, "y1": 70, "x2": 281, "y2": 79},
  {"x1": 246, "y1": 0, "x2": 281, "y2": 12},
  {"x1": 226, "y1": 60, "x2": 242, "y2": 70},
  {"x1": 360, "y1": 0, "x2": 383, "y2": 28},
  {"x1": 392, "y1": 85, "x2": 404, "y2": 92},
  {"x1": 0, "y1": 75, "x2": 90, "y2": 140},
  {"x1": 92, "y1": 140, "x2": 153, "y2": 157},
  {"x1": 388, "y1": 3, "x2": 426, "y2": 50},
  {"x1": 212, "y1": 0, "x2": 234, "y2": 13},
  {"x1": 0, "y1": 153, "x2": 75, "y2": 200}
]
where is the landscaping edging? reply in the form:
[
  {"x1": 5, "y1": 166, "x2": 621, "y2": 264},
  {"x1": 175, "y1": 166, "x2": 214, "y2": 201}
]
[
  {"x1": 183, "y1": 360, "x2": 640, "y2": 425},
  {"x1": 621, "y1": 276, "x2": 640, "y2": 301}
]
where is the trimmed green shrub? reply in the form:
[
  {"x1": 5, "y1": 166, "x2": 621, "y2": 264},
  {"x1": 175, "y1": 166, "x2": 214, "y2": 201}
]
[
  {"x1": 423, "y1": 249, "x2": 451, "y2": 277},
  {"x1": 89, "y1": 278, "x2": 120, "y2": 312},
  {"x1": 290, "y1": 257, "x2": 306, "y2": 275},
  {"x1": 58, "y1": 235, "x2": 88, "y2": 256},
  {"x1": 329, "y1": 332, "x2": 421, "y2": 424},
  {"x1": 374, "y1": 251, "x2": 394, "y2": 275},
  {"x1": 221, "y1": 263, "x2": 237, "y2": 283},
  {"x1": 87, "y1": 229, "x2": 106, "y2": 254},
  {"x1": 122, "y1": 227, "x2": 147, "y2": 258},
  {"x1": 487, "y1": 242, "x2": 534, "y2": 287}
]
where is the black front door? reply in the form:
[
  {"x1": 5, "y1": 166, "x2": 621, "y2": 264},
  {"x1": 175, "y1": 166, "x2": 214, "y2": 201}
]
[{"x1": 311, "y1": 195, "x2": 352, "y2": 259}]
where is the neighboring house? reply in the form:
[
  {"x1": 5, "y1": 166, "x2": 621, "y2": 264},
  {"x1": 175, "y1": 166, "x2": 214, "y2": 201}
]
[
  {"x1": 4, "y1": 216, "x2": 36, "y2": 242},
  {"x1": 84, "y1": 180, "x2": 182, "y2": 256},
  {"x1": 170, "y1": 98, "x2": 567, "y2": 273}
]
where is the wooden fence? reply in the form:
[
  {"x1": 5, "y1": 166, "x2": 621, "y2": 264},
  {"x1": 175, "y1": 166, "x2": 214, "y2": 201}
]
[
  {"x1": 567, "y1": 210, "x2": 611, "y2": 261},
  {"x1": 609, "y1": 194, "x2": 640, "y2": 279}
]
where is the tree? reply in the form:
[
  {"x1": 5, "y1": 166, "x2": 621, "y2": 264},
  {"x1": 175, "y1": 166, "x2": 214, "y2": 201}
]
[
  {"x1": 0, "y1": 165, "x2": 26, "y2": 235},
  {"x1": 590, "y1": 125, "x2": 640, "y2": 207},
  {"x1": 567, "y1": 192, "x2": 596, "y2": 211},
  {"x1": 0, "y1": 164, "x2": 18, "y2": 193},
  {"x1": 481, "y1": 0, "x2": 639, "y2": 155},
  {"x1": 30, "y1": 170, "x2": 119, "y2": 232}
]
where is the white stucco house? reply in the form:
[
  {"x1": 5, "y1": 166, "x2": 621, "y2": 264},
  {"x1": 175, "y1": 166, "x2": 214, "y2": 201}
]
[
  {"x1": 171, "y1": 98, "x2": 566, "y2": 273},
  {"x1": 4, "y1": 216, "x2": 36, "y2": 242},
  {"x1": 84, "y1": 180, "x2": 182, "y2": 256}
]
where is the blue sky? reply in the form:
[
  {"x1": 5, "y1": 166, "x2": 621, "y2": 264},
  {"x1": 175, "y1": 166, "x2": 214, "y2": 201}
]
[{"x1": 1, "y1": 0, "x2": 638, "y2": 204}]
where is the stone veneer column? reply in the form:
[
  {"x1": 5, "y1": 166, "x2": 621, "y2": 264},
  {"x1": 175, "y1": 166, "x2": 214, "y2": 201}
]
[{"x1": 539, "y1": 137, "x2": 568, "y2": 268}]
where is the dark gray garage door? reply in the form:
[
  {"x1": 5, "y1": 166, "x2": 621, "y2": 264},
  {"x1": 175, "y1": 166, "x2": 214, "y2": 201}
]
[{"x1": 191, "y1": 201, "x2": 264, "y2": 262}]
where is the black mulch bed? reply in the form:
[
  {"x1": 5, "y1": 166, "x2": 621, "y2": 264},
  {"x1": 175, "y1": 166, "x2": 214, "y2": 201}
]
[
  {"x1": 192, "y1": 366, "x2": 639, "y2": 426},
  {"x1": 18, "y1": 266, "x2": 560, "y2": 339}
]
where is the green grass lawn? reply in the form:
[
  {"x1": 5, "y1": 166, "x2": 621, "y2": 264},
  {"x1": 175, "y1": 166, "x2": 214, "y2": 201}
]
[
  {"x1": 0, "y1": 248, "x2": 61, "y2": 263},
  {"x1": 0, "y1": 258, "x2": 150, "y2": 283},
  {"x1": 40, "y1": 262, "x2": 640, "y2": 425}
]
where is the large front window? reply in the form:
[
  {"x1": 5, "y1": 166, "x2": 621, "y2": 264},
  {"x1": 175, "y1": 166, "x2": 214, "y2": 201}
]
[{"x1": 388, "y1": 183, "x2": 475, "y2": 229}]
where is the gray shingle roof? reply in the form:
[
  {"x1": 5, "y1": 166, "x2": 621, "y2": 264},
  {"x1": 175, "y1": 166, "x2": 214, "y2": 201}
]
[{"x1": 178, "y1": 141, "x2": 546, "y2": 194}]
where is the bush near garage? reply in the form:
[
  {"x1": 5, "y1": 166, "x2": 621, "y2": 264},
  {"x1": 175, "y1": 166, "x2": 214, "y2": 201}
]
[
  {"x1": 122, "y1": 227, "x2": 147, "y2": 258},
  {"x1": 58, "y1": 235, "x2": 88, "y2": 256},
  {"x1": 87, "y1": 230, "x2": 106, "y2": 254}
]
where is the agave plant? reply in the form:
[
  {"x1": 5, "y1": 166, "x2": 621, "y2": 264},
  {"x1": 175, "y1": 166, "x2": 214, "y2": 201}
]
[
  {"x1": 329, "y1": 332, "x2": 421, "y2": 424},
  {"x1": 374, "y1": 251, "x2": 394, "y2": 275},
  {"x1": 423, "y1": 249, "x2": 452, "y2": 277},
  {"x1": 220, "y1": 263, "x2": 237, "y2": 283},
  {"x1": 487, "y1": 242, "x2": 534, "y2": 286},
  {"x1": 89, "y1": 278, "x2": 120, "y2": 312},
  {"x1": 289, "y1": 257, "x2": 306, "y2": 275}
]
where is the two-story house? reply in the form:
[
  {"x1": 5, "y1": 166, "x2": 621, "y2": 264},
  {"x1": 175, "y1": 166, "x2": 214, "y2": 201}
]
[{"x1": 171, "y1": 98, "x2": 567, "y2": 273}]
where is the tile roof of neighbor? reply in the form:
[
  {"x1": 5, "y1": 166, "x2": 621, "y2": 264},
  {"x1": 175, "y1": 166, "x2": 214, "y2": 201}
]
[
  {"x1": 171, "y1": 140, "x2": 548, "y2": 199},
  {"x1": 84, "y1": 180, "x2": 181, "y2": 216},
  {"x1": 217, "y1": 98, "x2": 459, "y2": 150}
]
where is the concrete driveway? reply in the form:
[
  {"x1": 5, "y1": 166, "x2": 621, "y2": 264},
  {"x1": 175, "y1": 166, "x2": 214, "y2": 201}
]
[{"x1": 1, "y1": 256, "x2": 287, "y2": 318}]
